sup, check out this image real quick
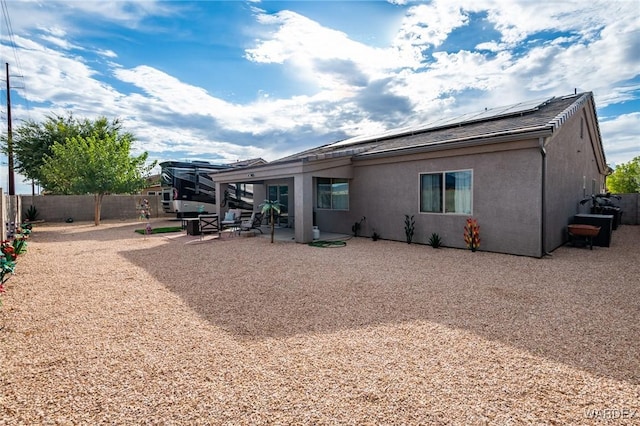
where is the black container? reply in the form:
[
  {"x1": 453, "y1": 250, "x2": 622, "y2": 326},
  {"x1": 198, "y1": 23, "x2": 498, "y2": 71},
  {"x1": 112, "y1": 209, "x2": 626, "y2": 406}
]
[
  {"x1": 596, "y1": 206, "x2": 622, "y2": 230},
  {"x1": 186, "y1": 219, "x2": 201, "y2": 235},
  {"x1": 573, "y1": 214, "x2": 613, "y2": 247}
]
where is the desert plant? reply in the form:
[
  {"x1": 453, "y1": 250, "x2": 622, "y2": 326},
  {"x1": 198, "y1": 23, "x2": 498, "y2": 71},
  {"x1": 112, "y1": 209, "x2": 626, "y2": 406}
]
[
  {"x1": 428, "y1": 232, "x2": 442, "y2": 248},
  {"x1": 463, "y1": 217, "x2": 480, "y2": 251},
  {"x1": 0, "y1": 256, "x2": 15, "y2": 283},
  {"x1": 352, "y1": 216, "x2": 366, "y2": 237},
  {"x1": 24, "y1": 205, "x2": 39, "y2": 222},
  {"x1": 404, "y1": 214, "x2": 415, "y2": 244},
  {"x1": 372, "y1": 230, "x2": 380, "y2": 241},
  {"x1": 12, "y1": 237, "x2": 27, "y2": 255}
]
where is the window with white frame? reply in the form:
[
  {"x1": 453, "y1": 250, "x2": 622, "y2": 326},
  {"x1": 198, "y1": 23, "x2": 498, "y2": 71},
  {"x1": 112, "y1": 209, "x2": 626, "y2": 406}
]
[
  {"x1": 420, "y1": 170, "x2": 472, "y2": 214},
  {"x1": 317, "y1": 178, "x2": 349, "y2": 210}
]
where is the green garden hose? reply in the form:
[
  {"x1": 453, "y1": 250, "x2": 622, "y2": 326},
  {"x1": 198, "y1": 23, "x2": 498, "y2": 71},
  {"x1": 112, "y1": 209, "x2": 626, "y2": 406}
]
[{"x1": 307, "y1": 240, "x2": 347, "y2": 248}]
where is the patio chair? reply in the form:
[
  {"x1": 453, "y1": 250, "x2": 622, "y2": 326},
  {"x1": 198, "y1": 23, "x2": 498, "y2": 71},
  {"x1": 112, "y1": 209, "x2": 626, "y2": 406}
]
[
  {"x1": 240, "y1": 212, "x2": 264, "y2": 234},
  {"x1": 221, "y1": 209, "x2": 242, "y2": 235},
  {"x1": 198, "y1": 214, "x2": 220, "y2": 240}
]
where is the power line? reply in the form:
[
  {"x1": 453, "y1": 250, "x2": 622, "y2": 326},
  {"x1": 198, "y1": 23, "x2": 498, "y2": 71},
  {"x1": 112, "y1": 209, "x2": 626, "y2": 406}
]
[{"x1": 1, "y1": 0, "x2": 31, "y2": 116}]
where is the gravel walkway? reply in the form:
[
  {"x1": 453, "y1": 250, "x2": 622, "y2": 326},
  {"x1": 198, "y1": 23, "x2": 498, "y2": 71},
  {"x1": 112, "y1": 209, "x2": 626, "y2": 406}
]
[{"x1": 1, "y1": 219, "x2": 639, "y2": 425}]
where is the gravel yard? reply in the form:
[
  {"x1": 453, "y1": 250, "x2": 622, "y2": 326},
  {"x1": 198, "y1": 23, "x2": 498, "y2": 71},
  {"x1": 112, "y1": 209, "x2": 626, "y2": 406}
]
[{"x1": 1, "y1": 219, "x2": 639, "y2": 424}]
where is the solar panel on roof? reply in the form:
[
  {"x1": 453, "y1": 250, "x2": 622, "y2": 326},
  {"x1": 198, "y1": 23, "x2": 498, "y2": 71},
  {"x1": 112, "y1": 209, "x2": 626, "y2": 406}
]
[{"x1": 329, "y1": 96, "x2": 554, "y2": 148}]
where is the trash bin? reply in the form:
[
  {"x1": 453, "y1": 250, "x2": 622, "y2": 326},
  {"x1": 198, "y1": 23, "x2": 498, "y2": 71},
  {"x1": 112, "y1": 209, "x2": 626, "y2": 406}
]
[
  {"x1": 312, "y1": 226, "x2": 320, "y2": 240},
  {"x1": 598, "y1": 206, "x2": 622, "y2": 230}
]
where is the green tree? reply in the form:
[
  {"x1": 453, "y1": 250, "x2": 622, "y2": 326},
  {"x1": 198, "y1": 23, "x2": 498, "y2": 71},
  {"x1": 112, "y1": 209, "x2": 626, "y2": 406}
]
[
  {"x1": 41, "y1": 117, "x2": 156, "y2": 225},
  {"x1": 259, "y1": 199, "x2": 282, "y2": 243},
  {"x1": 607, "y1": 156, "x2": 640, "y2": 193},
  {"x1": 4, "y1": 113, "x2": 134, "y2": 192}
]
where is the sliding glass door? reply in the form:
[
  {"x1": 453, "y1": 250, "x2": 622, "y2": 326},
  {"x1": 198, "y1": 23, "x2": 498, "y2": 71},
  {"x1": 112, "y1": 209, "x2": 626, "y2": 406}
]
[{"x1": 267, "y1": 185, "x2": 288, "y2": 227}]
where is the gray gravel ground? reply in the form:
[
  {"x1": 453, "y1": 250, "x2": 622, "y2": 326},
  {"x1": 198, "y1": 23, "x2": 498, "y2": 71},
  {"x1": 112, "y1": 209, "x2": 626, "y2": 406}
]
[{"x1": 1, "y1": 219, "x2": 639, "y2": 425}]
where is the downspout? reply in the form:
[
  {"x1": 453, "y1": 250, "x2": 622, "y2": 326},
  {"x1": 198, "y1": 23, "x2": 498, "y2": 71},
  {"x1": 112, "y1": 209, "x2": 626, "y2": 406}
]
[{"x1": 539, "y1": 137, "x2": 549, "y2": 258}]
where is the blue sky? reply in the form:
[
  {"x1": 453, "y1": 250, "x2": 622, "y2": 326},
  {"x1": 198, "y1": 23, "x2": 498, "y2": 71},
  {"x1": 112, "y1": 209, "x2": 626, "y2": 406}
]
[{"x1": 1, "y1": 0, "x2": 639, "y2": 194}]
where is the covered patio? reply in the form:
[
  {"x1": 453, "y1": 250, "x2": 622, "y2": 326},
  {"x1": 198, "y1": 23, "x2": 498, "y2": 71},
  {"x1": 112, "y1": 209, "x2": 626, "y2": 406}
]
[{"x1": 210, "y1": 155, "x2": 354, "y2": 244}]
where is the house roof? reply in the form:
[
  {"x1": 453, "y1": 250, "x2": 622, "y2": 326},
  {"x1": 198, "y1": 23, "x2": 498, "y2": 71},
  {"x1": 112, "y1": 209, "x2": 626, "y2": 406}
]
[
  {"x1": 225, "y1": 157, "x2": 267, "y2": 168},
  {"x1": 211, "y1": 91, "x2": 605, "y2": 183},
  {"x1": 272, "y1": 92, "x2": 597, "y2": 163}
]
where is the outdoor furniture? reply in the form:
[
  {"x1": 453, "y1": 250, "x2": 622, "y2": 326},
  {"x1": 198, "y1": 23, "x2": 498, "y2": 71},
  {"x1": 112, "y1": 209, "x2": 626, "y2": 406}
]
[
  {"x1": 221, "y1": 209, "x2": 242, "y2": 236},
  {"x1": 184, "y1": 218, "x2": 201, "y2": 235},
  {"x1": 240, "y1": 212, "x2": 264, "y2": 234},
  {"x1": 198, "y1": 214, "x2": 220, "y2": 240},
  {"x1": 568, "y1": 224, "x2": 601, "y2": 250}
]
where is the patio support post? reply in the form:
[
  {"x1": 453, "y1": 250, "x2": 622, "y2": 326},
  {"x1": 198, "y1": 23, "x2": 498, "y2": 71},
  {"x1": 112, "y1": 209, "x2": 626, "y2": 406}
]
[
  {"x1": 214, "y1": 181, "x2": 222, "y2": 218},
  {"x1": 294, "y1": 173, "x2": 314, "y2": 243}
]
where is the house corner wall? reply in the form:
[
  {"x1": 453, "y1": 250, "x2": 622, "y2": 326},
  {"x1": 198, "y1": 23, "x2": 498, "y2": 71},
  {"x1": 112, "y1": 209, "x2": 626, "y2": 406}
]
[{"x1": 544, "y1": 103, "x2": 606, "y2": 252}]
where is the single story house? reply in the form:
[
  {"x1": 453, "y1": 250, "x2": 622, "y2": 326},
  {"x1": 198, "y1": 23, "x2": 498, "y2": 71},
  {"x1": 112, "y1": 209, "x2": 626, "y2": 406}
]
[{"x1": 210, "y1": 91, "x2": 607, "y2": 257}]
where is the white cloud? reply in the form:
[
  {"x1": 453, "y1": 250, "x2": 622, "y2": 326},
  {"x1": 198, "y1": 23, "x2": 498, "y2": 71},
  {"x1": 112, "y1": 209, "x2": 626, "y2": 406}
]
[
  {"x1": 245, "y1": 9, "x2": 419, "y2": 89},
  {"x1": 39, "y1": 34, "x2": 81, "y2": 51},
  {"x1": 600, "y1": 112, "x2": 640, "y2": 166},
  {"x1": 243, "y1": 0, "x2": 639, "y2": 137},
  {"x1": 465, "y1": 0, "x2": 609, "y2": 45},
  {"x1": 97, "y1": 49, "x2": 117, "y2": 58},
  {"x1": 393, "y1": 1, "x2": 469, "y2": 49},
  {"x1": 57, "y1": 1, "x2": 174, "y2": 28},
  {"x1": 6, "y1": 35, "x2": 121, "y2": 110},
  {"x1": 1, "y1": 0, "x2": 638, "y2": 168},
  {"x1": 42, "y1": 26, "x2": 67, "y2": 38},
  {"x1": 114, "y1": 65, "x2": 229, "y2": 116}
]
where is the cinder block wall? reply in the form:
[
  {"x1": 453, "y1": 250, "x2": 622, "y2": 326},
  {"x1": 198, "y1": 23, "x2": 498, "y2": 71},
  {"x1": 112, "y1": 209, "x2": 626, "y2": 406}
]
[
  {"x1": 20, "y1": 195, "x2": 169, "y2": 223},
  {"x1": 617, "y1": 193, "x2": 639, "y2": 225}
]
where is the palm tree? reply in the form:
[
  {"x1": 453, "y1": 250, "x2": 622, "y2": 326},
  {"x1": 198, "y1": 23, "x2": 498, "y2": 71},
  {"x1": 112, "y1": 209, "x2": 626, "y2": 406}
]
[{"x1": 259, "y1": 199, "x2": 282, "y2": 243}]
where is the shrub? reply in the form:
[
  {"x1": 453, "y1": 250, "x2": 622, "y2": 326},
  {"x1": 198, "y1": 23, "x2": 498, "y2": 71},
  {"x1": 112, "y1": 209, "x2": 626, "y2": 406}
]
[
  {"x1": 352, "y1": 216, "x2": 366, "y2": 237},
  {"x1": 404, "y1": 215, "x2": 415, "y2": 244},
  {"x1": 24, "y1": 205, "x2": 40, "y2": 222},
  {"x1": 428, "y1": 233, "x2": 442, "y2": 248}
]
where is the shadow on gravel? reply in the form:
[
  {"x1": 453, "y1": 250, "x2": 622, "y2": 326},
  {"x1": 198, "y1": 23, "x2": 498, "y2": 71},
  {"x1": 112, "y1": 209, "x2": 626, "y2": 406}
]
[{"x1": 116, "y1": 225, "x2": 640, "y2": 386}]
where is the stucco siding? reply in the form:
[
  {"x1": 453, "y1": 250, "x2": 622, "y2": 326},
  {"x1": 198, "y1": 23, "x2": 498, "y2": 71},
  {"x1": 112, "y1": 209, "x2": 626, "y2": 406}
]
[
  {"x1": 317, "y1": 146, "x2": 543, "y2": 256},
  {"x1": 616, "y1": 193, "x2": 639, "y2": 225},
  {"x1": 544, "y1": 105, "x2": 605, "y2": 252}
]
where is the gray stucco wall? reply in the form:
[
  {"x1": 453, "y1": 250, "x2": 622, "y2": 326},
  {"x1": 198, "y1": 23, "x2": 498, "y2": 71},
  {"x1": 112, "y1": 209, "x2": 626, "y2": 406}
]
[
  {"x1": 20, "y1": 195, "x2": 168, "y2": 222},
  {"x1": 544, "y1": 106, "x2": 606, "y2": 252},
  {"x1": 616, "y1": 193, "x2": 639, "y2": 225},
  {"x1": 316, "y1": 145, "x2": 544, "y2": 257}
]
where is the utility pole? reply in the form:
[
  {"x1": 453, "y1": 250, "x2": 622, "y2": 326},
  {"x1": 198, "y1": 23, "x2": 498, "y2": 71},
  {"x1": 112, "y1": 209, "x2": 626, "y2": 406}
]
[{"x1": 5, "y1": 62, "x2": 15, "y2": 195}]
